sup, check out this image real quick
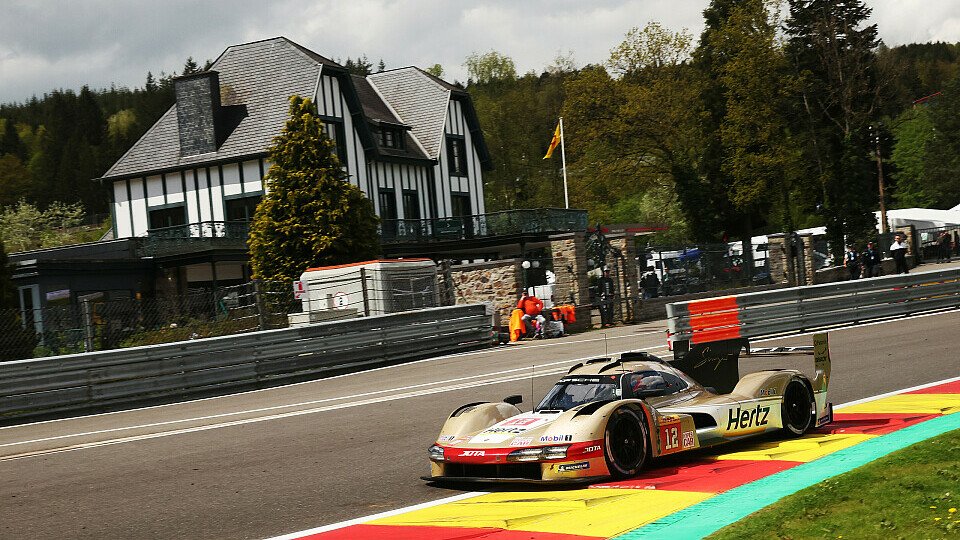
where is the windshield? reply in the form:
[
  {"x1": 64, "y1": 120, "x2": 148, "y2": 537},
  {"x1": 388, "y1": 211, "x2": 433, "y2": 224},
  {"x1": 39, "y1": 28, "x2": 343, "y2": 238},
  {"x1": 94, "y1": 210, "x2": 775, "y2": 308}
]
[{"x1": 535, "y1": 375, "x2": 621, "y2": 411}]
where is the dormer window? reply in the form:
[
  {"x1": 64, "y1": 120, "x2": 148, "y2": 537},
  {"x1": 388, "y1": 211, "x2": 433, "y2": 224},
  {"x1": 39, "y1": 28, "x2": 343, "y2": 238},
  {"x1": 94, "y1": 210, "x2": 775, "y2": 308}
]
[{"x1": 380, "y1": 127, "x2": 403, "y2": 149}]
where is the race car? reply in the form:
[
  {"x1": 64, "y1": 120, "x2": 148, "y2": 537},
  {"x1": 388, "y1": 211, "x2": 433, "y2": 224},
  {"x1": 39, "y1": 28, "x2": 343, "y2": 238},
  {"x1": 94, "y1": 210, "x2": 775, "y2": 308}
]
[{"x1": 425, "y1": 335, "x2": 832, "y2": 483}]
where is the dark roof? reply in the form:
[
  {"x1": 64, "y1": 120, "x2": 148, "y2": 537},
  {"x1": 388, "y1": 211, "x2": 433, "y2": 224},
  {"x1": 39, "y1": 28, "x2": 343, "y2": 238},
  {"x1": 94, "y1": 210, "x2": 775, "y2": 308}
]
[
  {"x1": 367, "y1": 68, "x2": 452, "y2": 160},
  {"x1": 351, "y1": 74, "x2": 402, "y2": 124},
  {"x1": 99, "y1": 37, "x2": 487, "y2": 180},
  {"x1": 411, "y1": 67, "x2": 463, "y2": 92},
  {"x1": 285, "y1": 40, "x2": 341, "y2": 67},
  {"x1": 351, "y1": 74, "x2": 429, "y2": 161},
  {"x1": 101, "y1": 37, "x2": 328, "y2": 180},
  {"x1": 368, "y1": 67, "x2": 492, "y2": 170}
]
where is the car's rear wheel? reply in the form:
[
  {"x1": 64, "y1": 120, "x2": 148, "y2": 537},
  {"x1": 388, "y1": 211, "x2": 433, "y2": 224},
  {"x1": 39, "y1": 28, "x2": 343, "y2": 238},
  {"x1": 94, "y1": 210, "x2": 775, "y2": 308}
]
[
  {"x1": 781, "y1": 378, "x2": 814, "y2": 436},
  {"x1": 603, "y1": 407, "x2": 649, "y2": 478}
]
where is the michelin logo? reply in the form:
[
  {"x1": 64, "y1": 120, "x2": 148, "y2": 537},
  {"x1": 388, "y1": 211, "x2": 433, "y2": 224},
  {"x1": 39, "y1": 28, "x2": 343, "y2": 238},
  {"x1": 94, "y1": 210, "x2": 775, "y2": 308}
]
[{"x1": 558, "y1": 462, "x2": 590, "y2": 472}]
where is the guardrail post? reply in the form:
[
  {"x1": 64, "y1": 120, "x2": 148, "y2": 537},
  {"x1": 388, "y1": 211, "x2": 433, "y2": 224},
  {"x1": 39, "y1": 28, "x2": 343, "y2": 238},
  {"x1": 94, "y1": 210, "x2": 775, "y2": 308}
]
[
  {"x1": 253, "y1": 279, "x2": 267, "y2": 331},
  {"x1": 360, "y1": 267, "x2": 371, "y2": 316},
  {"x1": 81, "y1": 299, "x2": 95, "y2": 353}
]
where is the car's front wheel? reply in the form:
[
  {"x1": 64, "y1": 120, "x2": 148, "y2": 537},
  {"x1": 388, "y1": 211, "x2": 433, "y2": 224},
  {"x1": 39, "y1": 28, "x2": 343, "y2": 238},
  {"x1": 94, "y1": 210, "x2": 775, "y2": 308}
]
[
  {"x1": 781, "y1": 378, "x2": 815, "y2": 436},
  {"x1": 603, "y1": 407, "x2": 649, "y2": 478}
]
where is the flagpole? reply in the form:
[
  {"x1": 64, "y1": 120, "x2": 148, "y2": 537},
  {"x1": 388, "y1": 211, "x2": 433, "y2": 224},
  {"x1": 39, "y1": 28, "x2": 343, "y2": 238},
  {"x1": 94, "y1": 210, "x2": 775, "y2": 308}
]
[{"x1": 559, "y1": 117, "x2": 569, "y2": 209}]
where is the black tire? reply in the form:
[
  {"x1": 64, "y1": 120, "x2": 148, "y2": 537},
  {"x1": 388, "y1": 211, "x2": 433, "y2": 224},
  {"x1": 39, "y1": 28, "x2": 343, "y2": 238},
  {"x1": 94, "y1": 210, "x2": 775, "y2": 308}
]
[
  {"x1": 781, "y1": 378, "x2": 815, "y2": 436},
  {"x1": 603, "y1": 407, "x2": 649, "y2": 478}
]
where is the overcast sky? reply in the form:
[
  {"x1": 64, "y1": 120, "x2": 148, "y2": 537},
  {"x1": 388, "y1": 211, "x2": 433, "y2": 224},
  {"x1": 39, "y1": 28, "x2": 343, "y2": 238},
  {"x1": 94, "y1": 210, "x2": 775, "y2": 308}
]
[{"x1": 2, "y1": 0, "x2": 959, "y2": 104}]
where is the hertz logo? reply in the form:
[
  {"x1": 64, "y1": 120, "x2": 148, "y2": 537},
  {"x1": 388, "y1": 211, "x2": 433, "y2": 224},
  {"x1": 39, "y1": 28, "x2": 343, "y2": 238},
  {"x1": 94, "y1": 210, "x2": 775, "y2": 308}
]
[{"x1": 727, "y1": 404, "x2": 770, "y2": 430}]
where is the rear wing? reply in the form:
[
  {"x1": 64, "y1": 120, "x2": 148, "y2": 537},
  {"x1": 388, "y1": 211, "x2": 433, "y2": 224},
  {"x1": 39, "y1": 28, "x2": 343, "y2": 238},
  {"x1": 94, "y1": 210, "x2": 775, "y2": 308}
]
[
  {"x1": 669, "y1": 332, "x2": 831, "y2": 399},
  {"x1": 669, "y1": 332, "x2": 832, "y2": 426},
  {"x1": 812, "y1": 333, "x2": 832, "y2": 426}
]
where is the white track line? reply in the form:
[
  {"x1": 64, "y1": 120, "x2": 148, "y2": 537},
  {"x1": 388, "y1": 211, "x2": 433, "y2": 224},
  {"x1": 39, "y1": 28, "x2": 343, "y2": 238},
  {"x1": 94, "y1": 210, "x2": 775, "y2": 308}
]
[
  {"x1": 2, "y1": 329, "x2": 663, "y2": 430},
  {"x1": 1, "y1": 346, "x2": 671, "y2": 458},
  {"x1": 262, "y1": 373, "x2": 960, "y2": 540},
  {"x1": 6, "y1": 309, "x2": 957, "y2": 453}
]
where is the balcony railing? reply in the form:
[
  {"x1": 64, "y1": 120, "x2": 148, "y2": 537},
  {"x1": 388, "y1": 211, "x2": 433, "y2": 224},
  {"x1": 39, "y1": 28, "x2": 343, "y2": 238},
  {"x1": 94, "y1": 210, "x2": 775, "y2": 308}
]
[
  {"x1": 137, "y1": 210, "x2": 588, "y2": 256},
  {"x1": 140, "y1": 221, "x2": 250, "y2": 257},
  {"x1": 379, "y1": 208, "x2": 588, "y2": 244}
]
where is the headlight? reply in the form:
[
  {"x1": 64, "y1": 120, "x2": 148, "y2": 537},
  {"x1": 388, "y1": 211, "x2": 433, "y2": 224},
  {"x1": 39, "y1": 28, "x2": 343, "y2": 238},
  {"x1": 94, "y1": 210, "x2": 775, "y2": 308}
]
[
  {"x1": 506, "y1": 445, "x2": 569, "y2": 462},
  {"x1": 506, "y1": 448, "x2": 542, "y2": 462},
  {"x1": 541, "y1": 445, "x2": 569, "y2": 460},
  {"x1": 428, "y1": 444, "x2": 445, "y2": 461}
]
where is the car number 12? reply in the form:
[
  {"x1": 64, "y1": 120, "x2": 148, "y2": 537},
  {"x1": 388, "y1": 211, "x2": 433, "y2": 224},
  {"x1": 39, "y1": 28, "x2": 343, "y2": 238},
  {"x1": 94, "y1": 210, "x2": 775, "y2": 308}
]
[{"x1": 660, "y1": 423, "x2": 681, "y2": 454}]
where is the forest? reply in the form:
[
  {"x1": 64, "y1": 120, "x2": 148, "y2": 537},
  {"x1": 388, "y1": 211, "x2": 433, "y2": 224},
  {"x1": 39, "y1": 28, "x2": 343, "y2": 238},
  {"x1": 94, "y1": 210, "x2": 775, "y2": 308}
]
[{"x1": 1, "y1": 0, "x2": 960, "y2": 261}]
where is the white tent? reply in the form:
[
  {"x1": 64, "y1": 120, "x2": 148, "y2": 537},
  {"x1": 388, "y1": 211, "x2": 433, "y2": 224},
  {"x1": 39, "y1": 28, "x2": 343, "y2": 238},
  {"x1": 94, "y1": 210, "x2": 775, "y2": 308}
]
[{"x1": 877, "y1": 207, "x2": 960, "y2": 232}]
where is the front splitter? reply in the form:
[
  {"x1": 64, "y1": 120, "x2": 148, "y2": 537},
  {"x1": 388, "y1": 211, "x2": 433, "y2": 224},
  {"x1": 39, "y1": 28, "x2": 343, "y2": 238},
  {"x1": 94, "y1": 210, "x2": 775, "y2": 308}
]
[{"x1": 420, "y1": 474, "x2": 608, "y2": 485}]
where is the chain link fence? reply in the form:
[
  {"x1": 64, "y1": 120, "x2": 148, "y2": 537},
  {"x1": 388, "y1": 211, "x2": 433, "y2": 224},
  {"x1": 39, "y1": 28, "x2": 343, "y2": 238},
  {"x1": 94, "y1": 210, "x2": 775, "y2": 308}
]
[
  {"x1": 641, "y1": 243, "x2": 771, "y2": 297},
  {"x1": 1, "y1": 264, "x2": 445, "y2": 361},
  {"x1": 914, "y1": 226, "x2": 960, "y2": 263},
  {"x1": 0, "y1": 281, "x2": 298, "y2": 361}
]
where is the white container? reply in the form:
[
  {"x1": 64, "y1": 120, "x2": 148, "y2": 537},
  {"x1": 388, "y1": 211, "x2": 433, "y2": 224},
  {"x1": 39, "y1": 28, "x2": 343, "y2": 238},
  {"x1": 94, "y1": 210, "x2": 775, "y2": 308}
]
[{"x1": 298, "y1": 259, "x2": 438, "y2": 317}]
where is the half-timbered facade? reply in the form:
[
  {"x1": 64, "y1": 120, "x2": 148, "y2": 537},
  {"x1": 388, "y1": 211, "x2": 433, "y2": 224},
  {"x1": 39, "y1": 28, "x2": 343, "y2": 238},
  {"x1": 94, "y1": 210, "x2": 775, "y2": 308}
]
[
  {"x1": 91, "y1": 36, "x2": 492, "y2": 290},
  {"x1": 9, "y1": 37, "x2": 593, "y2": 340},
  {"x1": 102, "y1": 37, "x2": 490, "y2": 241}
]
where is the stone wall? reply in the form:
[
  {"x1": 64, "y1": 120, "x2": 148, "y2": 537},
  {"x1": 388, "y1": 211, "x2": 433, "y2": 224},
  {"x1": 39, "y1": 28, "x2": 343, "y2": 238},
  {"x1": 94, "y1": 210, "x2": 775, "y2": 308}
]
[
  {"x1": 768, "y1": 227, "x2": 920, "y2": 287},
  {"x1": 445, "y1": 259, "x2": 522, "y2": 326},
  {"x1": 438, "y1": 231, "x2": 649, "y2": 331},
  {"x1": 609, "y1": 235, "x2": 640, "y2": 323},
  {"x1": 550, "y1": 232, "x2": 590, "y2": 306},
  {"x1": 767, "y1": 235, "x2": 789, "y2": 284}
]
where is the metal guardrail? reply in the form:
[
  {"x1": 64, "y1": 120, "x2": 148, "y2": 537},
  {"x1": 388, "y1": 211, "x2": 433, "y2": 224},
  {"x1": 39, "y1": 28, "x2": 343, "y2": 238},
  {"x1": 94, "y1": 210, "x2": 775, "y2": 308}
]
[
  {"x1": 666, "y1": 268, "x2": 960, "y2": 348},
  {"x1": 0, "y1": 304, "x2": 494, "y2": 423}
]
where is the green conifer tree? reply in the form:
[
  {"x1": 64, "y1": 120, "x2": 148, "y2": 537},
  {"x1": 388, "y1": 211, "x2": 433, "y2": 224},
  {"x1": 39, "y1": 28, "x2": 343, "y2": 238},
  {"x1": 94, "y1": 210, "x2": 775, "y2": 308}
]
[
  {"x1": 785, "y1": 0, "x2": 882, "y2": 255},
  {"x1": 247, "y1": 96, "x2": 380, "y2": 283},
  {"x1": 0, "y1": 118, "x2": 27, "y2": 160}
]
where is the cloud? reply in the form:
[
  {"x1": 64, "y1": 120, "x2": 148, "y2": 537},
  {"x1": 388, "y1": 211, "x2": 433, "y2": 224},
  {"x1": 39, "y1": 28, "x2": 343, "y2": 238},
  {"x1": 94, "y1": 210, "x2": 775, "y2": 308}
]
[{"x1": 1, "y1": 1, "x2": 959, "y2": 103}]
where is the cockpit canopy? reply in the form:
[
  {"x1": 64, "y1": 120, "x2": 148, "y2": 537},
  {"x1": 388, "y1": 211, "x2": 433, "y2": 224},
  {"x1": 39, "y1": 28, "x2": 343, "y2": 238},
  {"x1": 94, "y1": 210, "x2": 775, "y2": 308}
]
[{"x1": 534, "y1": 367, "x2": 692, "y2": 412}]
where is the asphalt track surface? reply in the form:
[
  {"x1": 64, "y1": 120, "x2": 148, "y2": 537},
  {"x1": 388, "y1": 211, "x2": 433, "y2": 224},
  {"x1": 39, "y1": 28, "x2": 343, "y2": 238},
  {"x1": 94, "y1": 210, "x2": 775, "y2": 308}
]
[{"x1": 1, "y1": 311, "x2": 958, "y2": 540}]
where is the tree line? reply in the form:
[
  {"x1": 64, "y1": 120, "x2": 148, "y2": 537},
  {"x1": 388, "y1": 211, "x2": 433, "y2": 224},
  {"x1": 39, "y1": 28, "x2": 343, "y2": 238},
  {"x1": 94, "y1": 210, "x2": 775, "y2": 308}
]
[
  {"x1": 3, "y1": 2, "x2": 960, "y2": 262},
  {"x1": 466, "y1": 0, "x2": 960, "y2": 259}
]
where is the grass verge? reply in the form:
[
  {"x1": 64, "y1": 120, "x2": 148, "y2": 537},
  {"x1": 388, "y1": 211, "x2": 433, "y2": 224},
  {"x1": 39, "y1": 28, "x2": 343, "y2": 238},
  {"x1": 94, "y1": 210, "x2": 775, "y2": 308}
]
[{"x1": 708, "y1": 428, "x2": 960, "y2": 540}]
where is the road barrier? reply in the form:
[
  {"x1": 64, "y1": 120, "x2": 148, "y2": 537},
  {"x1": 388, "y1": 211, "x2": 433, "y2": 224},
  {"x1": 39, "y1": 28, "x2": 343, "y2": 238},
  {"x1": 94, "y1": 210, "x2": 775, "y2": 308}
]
[
  {"x1": 0, "y1": 304, "x2": 494, "y2": 423},
  {"x1": 667, "y1": 268, "x2": 960, "y2": 349}
]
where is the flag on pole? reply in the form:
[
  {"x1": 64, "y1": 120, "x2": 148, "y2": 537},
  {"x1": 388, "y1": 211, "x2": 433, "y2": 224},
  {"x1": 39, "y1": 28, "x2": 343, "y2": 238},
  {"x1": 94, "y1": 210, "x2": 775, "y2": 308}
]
[{"x1": 543, "y1": 122, "x2": 561, "y2": 159}]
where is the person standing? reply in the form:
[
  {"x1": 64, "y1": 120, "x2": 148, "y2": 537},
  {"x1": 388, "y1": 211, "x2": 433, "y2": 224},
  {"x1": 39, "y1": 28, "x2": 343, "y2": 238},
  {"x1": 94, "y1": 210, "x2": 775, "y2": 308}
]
[
  {"x1": 861, "y1": 242, "x2": 881, "y2": 278},
  {"x1": 598, "y1": 268, "x2": 616, "y2": 327},
  {"x1": 843, "y1": 245, "x2": 861, "y2": 280},
  {"x1": 642, "y1": 272, "x2": 660, "y2": 299},
  {"x1": 890, "y1": 233, "x2": 909, "y2": 274},
  {"x1": 938, "y1": 231, "x2": 952, "y2": 263}
]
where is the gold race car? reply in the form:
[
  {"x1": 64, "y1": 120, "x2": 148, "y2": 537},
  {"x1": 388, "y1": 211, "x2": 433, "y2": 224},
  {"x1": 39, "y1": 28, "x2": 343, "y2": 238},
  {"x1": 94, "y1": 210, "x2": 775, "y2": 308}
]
[{"x1": 425, "y1": 336, "x2": 832, "y2": 483}]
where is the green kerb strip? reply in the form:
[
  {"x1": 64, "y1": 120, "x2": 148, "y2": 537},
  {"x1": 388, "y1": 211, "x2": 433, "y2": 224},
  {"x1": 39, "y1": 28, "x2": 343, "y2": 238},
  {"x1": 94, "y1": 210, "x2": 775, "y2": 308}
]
[{"x1": 614, "y1": 413, "x2": 960, "y2": 540}]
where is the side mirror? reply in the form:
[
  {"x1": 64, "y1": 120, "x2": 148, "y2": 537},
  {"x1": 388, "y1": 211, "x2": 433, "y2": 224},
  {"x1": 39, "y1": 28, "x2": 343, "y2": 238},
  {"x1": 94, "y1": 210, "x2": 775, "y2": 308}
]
[{"x1": 503, "y1": 395, "x2": 523, "y2": 406}]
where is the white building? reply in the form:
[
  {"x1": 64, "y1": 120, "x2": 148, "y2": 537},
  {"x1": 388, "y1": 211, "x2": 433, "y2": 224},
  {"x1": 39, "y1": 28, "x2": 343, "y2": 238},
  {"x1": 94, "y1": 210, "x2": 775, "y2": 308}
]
[{"x1": 96, "y1": 37, "x2": 491, "y2": 288}]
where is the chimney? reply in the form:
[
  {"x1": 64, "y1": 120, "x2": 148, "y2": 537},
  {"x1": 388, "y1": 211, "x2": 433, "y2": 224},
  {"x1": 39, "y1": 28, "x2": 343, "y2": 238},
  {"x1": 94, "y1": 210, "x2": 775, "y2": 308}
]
[{"x1": 174, "y1": 71, "x2": 222, "y2": 156}]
